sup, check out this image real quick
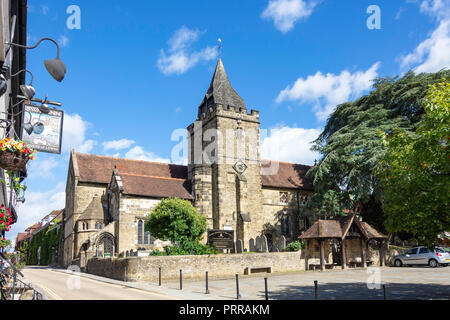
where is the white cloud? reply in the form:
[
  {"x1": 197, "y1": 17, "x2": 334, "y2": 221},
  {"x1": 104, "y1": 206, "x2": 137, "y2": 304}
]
[
  {"x1": 125, "y1": 146, "x2": 170, "y2": 163},
  {"x1": 102, "y1": 139, "x2": 135, "y2": 151},
  {"x1": 396, "y1": 7, "x2": 404, "y2": 20},
  {"x1": 76, "y1": 140, "x2": 97, "y2": 153},
  {"x1": 399, "y1": 0, "x2": 450, "y2": 73},
  {"x1": 157, "y1": 26, "x2": 218, "y2": 75},
  {"x1": 261, "y1": 0, "x2": 318, "y2": 33},
  {"x1": 41, "y1": 5, "x2": 49, "y2": 15},
  {"x1": 276, "y1": 63, "x2": 380, "y2": 121},
  {"x1": 420, "y1": 0, "x2": 450, "y2": 20},
  {"x1": 62, "y1": 113, "x2": 97, "y2": 153},
  {"x1": 261, "y1": 126, "x2": 321, "y2": 165},
  {"x1": 7, "y1": 183, "x2": 65, "y2": 243},
  {"x1": 28, "y1": 158, "x2": 59, "y2": 179},
  {"x1": 58, "y1": 35, "x2": 69, "y2": 47}
]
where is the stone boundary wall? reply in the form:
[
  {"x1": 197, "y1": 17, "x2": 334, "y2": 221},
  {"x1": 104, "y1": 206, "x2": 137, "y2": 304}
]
[
  {"x1": 87, "y1": 251, "x2": 305, "y2": 282},
  {"x1": 85, "y1": 248, "x2": 401, "y2": 282},
  {"x1": 85, "y1": 257, "x2": 128, "y2": 281}
]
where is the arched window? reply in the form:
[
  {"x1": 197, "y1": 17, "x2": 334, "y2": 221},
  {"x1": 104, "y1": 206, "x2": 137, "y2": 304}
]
[
  {"x1": 144, "y1": 231, "x2": 149, "y2": 244},
  {"x1": 138, "y1": 220, "x2": 143, "y2": 244}
]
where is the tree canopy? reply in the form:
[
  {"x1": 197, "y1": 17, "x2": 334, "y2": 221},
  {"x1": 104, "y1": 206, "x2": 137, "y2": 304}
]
[
  {"x1": 145, "y1": 198, "x2": 207, "y2": 243},
  {"x1": 376, "y1": 79, "x2": 450, "y2": 246},
  {"x1": 306, "y1": 70, "x2": 450, "y2": 231}
]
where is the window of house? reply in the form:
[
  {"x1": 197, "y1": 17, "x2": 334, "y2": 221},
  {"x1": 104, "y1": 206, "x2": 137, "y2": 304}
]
[
  {"x1": 138, "y1": 220, "x2": 143, "y2": 244},
  {"x1": 144, "y1": 231, "x2": 149, "y2": 244},
  {"x1": 280, "y1": 192, "x2": 289, "y2": 205}
]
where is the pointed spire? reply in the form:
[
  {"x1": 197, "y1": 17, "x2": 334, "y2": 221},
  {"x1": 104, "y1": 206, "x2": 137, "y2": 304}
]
[{"x1": 199, "y1": 58, "x2": 246, "y2": 115}]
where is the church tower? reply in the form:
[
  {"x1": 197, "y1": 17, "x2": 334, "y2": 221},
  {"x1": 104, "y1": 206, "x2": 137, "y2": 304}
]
[{"x1": 187, "y1": 59, "x2": 263, "y2": 249}]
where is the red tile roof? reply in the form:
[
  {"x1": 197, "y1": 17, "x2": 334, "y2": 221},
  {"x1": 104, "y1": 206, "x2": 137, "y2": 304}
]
[
  {"x1": 261, "y1": 160, "x2": 314, "y2": 190},
  {"x1": 75, "y1": 152, "x2": 188, "y2": 184},
  {"x1": 26, "y1": 222, "x2": 41, "y2": 231},
  {"x1": 15, "y1": 233, "x2": 26, "y2": 242},
  {"x1": 73, "y1": 153, "x2": 314, "y2": 198},
  {"x1": 120, "y1": 173, "x2": 193, "y2": 200}
]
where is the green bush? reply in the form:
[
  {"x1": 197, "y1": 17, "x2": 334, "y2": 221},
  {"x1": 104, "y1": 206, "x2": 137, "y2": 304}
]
[
  {"x1": 150, "y1": 249, "x2": 165, "y2": 256},
  {"x1": 283, "y1": 240, "x2": 305, "y2": 252},
  {"x1": 145, "y1": 198, "x2": 207, "y2": 243},
  {"x1": 164, "y1": 240, "x2": 218, "y2": 256}
]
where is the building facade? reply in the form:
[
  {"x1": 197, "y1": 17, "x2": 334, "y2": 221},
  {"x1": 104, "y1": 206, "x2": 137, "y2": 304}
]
[{"x1": 62, "y1": 59, "x2": 315, "y2": 268}]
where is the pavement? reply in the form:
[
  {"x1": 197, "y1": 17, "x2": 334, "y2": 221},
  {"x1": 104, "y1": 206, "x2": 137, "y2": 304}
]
[{"x1": 21, "y1": 265, "x2": 450, "y2": 300}]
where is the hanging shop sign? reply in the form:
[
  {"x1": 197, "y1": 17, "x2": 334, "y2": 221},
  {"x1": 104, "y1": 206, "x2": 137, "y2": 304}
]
[{"x1": 20, "y1": 104, "x2": 64, "y2": 154}]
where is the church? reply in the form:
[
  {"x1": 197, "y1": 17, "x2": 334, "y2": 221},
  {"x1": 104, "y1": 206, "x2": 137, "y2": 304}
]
[{"x1": 62, "y1": 59, "x2": 315, "y2": 268}]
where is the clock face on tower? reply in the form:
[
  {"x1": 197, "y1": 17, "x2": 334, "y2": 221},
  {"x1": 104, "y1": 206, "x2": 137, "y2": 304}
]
[{"x1": 233, "y1": 160, "x2": 248, "y2": 175}]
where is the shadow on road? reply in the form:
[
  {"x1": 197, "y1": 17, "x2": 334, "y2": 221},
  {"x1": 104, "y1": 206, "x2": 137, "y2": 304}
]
[{"x1": 265, "y1": 282, "x2": 450, "y2": 300}]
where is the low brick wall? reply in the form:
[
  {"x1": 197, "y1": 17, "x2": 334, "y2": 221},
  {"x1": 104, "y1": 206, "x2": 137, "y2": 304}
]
[{"x1": 86, "y1": 251, "x2": 306, "y2": 282}]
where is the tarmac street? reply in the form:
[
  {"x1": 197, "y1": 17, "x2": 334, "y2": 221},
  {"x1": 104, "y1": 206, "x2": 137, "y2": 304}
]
[
  {"x1": 21, "y1": 267, "x2": 176, "y2": 300},
  {"x1": 20, "y1": 265, "x2": 450, "y2": 300}
]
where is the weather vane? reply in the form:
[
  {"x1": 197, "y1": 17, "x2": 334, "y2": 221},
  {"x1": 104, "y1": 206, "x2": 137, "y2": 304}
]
[{"x1": 218, "y1": 38, "x2": 222, "y2": 58}]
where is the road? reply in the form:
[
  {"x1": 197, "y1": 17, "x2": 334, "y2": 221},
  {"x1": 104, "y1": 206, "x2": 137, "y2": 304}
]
[
  {"x1": 20, "y1": 265, "x2": 450, "y2": 300},
  {"x1": 21, "y1": 267, "x2": 176, "y2": 300}
]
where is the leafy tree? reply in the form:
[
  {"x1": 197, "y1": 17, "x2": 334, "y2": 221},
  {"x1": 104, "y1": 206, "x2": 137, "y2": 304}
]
[
  {"x1": 307, "y1": 70, "x2": 450, "y2": 231},
  {"x1": 145, "y1": 198, "x2": 207, "y2": 244},
  {"x1": 376, "y1": 79, "x2": 450, "y2": 246}
]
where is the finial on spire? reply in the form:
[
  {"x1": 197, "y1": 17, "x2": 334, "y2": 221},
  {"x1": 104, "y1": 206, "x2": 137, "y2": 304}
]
[{"x1": 218, "y1": 38, "x2": 222, "y2": 58}]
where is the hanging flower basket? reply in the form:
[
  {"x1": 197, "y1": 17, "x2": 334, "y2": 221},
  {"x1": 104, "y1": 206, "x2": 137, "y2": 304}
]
[
  {"x1": 0, "y1": 238, "x2": 11, "y2": 248},
  {"x1": 0, "y1": 138, "x2": 36, "y2": 171},
  {"x1": 0, "y1": 204, "x2": 12, "y2": 232}
]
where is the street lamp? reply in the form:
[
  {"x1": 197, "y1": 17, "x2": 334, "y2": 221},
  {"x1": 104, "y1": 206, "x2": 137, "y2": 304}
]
[
  {"x1": 11, "y1": 69, "x2": 35, "y2": 100},
  {"x1": 6, "y1": 38, "x2": 67, "y2": 82}
]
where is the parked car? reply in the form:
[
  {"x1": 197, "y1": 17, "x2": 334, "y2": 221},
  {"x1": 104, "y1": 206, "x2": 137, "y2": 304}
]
[
  {"x1": 434, "y1": 244, "x2": 450, "y2": 253},
  {"x1": 393, "y1": 246, "x2": 450, "y2": 268}
]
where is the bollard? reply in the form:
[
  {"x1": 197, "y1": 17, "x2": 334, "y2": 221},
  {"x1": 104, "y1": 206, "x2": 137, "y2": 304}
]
[
  {"x1": 235, "y1": 274, "x2": 241, "y2": 300},
  {"x1": 158, "y1": 267, "x2": 161, "y2": 286},
  {"x1": 314, "y1": 280, "x2": 318, "y2": 300},
  {"x1": 383, "y1": 284, "x2": 387, "y2": 300},
  {"x1": 264, "y1": 277, "x2": 269, "y2": 300},
  {"x1": 205, "y1": 271, "x2": 210, "y2": 294},
  {"x1": 180, "y1": 269, "x2": 183, "y2": 290}
]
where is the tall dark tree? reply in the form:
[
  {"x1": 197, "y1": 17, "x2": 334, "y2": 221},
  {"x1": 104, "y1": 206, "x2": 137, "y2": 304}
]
[{"x1": 306, "y1": 70, "x2": 450, "y2": 232}]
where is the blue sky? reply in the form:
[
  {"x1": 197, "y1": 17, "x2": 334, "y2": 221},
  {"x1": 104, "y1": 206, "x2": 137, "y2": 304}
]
[{"x1": 8, "y1": 0, "x2": 450, "y2": 243}]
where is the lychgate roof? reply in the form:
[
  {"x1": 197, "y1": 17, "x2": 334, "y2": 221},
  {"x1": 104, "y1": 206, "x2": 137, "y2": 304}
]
[{"x1": 299, "y1": 215, "x2": 387, "y2": 240}]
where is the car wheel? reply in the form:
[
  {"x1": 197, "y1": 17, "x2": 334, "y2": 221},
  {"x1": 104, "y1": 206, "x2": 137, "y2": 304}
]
[
  {"x1": 428, "y1": 259, "x2": 438, "y2": 268},
  {"x1": 394, "y1": 259, "x2": 403, "y2": 267}
]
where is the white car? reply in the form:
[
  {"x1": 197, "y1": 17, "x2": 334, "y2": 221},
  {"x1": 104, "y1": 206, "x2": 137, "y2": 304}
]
[{"x1": 393, "y1": 246, "x2": 450, "y2": 268}]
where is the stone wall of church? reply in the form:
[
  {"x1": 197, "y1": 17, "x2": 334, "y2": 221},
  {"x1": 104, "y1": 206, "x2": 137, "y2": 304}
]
[
  {"x1": 116, "y1": 196, "x2": 170, "y2": 255},
  {"x1": 73, "y1": 183, "x2": 107, "y2": 259},
  {"x1": 261, "y1": 188, "x2": 313, "y2": 245}
]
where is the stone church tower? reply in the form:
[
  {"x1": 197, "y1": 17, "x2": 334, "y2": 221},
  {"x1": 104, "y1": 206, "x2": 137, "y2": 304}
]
[{"x1": 187, "y1": 58, "x2": 263, "y2": 247}]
